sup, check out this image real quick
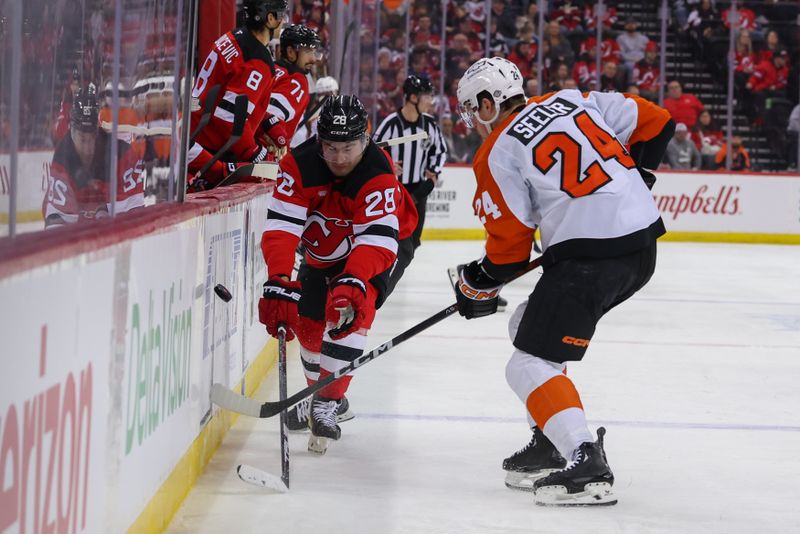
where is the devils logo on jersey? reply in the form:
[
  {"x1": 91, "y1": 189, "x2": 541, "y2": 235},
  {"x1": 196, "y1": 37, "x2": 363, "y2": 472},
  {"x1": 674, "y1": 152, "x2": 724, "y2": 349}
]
[{"x1": 302, "y1": 212, "x2": 353, "y2": 262}]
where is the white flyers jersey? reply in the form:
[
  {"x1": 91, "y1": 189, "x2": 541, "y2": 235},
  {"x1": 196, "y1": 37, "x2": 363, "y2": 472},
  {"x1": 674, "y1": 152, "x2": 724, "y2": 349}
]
[{"x1": 472, "y1": 90, "x2": 669, "y2": 268}]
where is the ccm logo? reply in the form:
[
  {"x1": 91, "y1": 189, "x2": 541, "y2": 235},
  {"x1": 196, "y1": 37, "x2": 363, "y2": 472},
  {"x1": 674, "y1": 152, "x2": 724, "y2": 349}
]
[
  {"x1": 562, "y1": 336, "x2": 590, "y2": 347},
  {"x1": 458, "y1": 282, "x2": 498, "y2": 300}
]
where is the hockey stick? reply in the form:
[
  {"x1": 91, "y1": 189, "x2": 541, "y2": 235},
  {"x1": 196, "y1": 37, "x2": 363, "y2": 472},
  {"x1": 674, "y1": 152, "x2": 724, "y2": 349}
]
[
  {"x1": 376, "y1": 131, "x2": 429, "y2": 148},
  {"x1": 190, "y1": 84, "x2": 221, "y2": 145},
  {"x1": 210, "y1": 256, "x2": 544, "y2": 418},
  {"x1": 195, "y1": 94, "x2": 248, "y2": 178},
  {"x1": 338, "y1": 19, "x2": 359, "y2": 85},
  {"x1": 277, "y1": 325, "x2": 290, "y2": 488},
  {"x1": 235, "y1": 325, "x2": 290, "y2": 493},
  {"x1": 294, "y1": 95, "x2": 327, "y2": 133},
  {"x1": 214, "y1": 161, "x2": 279, "y2": 189}
]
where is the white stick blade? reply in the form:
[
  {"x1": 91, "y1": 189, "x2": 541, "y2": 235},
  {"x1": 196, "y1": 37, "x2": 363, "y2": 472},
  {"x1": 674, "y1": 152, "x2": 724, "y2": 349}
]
[
  {"x1": 252, "y1": 162, "x2": 279, "y2": 180},
  {"x1": 236, "y1": 464, "x2": 289, "y2": 493},
  {"x1": 210, "y1": 383, "x2": 263, "y2": 417}
]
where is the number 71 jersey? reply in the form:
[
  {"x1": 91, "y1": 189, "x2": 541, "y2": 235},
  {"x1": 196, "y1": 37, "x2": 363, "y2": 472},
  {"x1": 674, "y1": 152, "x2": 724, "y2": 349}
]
[{"x1": 473, "y1": 90, "x2": 669, "y2": 268}]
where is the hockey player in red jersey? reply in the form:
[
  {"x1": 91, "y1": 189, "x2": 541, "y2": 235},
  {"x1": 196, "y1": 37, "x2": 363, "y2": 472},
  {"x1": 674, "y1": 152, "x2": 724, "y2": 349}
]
[
  {"x1": 43, "y1": 83, "x2": 145, "y2": 228},
  {"x1": 186, "y1": 0, "x2": 288, "y2": 191},
  {"x1": 453, "y1": 57, "x2": 674, "y2": 505},
  {"x1": 262, "y1": 24, "x2": 322, "y2": 159},
  {"x1": 259, "y1": 95, "x2": 418, "y2": 454}
]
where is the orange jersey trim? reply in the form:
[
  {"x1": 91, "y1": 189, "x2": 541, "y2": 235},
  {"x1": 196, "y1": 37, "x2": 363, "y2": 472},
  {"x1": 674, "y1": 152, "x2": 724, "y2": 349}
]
[{"x1": 473, "y1": 111, "x2": 535, "y2": 265}]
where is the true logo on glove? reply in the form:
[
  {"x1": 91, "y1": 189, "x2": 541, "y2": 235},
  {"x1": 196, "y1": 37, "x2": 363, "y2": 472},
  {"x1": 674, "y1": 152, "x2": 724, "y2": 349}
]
[
  {"x1": 562, "y1": 335, "x2": 590, "y2": 347},
  {"x1": 263, "y1": 285, "x2": 301, "y2": 301}
]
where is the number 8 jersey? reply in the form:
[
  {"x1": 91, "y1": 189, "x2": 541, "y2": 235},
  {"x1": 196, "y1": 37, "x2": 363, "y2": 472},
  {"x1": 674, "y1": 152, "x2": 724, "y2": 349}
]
[
  {"x1": 473, "y1": 90, "x2": 670, "y2": 271},
  {"x1": 261, "y1": 139, "x2": 419, "y2": 282},
  {"x1": 190, "y1": 28, "x2": 276, "y2": 161}
]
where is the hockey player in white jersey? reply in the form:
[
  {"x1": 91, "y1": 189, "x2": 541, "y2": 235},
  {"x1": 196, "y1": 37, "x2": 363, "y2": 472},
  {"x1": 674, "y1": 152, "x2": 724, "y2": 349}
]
[{"x1": 452, "y1": 57, "x2": 674, "y2": 506}]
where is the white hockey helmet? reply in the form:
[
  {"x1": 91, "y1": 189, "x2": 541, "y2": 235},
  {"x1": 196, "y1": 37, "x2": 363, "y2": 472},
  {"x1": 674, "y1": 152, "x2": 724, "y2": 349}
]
[
  {"x1": 456, "y1": 57, "x2": 524, "y2": 127},
  {"x1": 315, "y1": 76, "x2": 339, "y2": 95}
]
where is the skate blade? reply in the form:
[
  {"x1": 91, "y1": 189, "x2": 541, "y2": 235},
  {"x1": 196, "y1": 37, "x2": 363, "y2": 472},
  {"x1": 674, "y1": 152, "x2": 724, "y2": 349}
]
[
  {"x1": 534, "y1": 482, "x2": 617, "y2": 507},
  {"x1": 308, "y1": 435, "x2": 328, "y2": 455},
  {"x1": 337, "y1": 408, "x2": 355, "y2": 423},
  {"x1": 504, "y1": 469, "x2": 558, "y2": 492}
]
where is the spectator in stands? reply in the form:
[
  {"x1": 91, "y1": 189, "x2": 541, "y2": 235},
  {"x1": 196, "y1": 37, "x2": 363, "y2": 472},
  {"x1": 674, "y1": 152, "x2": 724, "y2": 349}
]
[
  {"x1": 580, "y1": 36, "x2": 622, "y2": 67},
  {"x1": 686, "y1": 0, "x2": 720, "y2": 63},
  {"x1": 441, "y1": 115, "x2": 469, "y2": 163},
  {"x1": 599, "y1": 61, "x2": 625, "y2": 93},
  {"x1": 787, "y1": 104, "x2": 800, "y2": 170},
  {"x1": 663, "y1": 80, "x2": 705, "y2": 130},
  {"x1": 692, "y1": 109, "x2": 724, "y2": 169},
  {"x1": 714, "y1": 136, "x2": 751, "y2": 171},
  {"x1": 508, "y1": 40, "x2": 538, "y2": 80},
  {"x1": 733, "y1": 29, "x2": 756, "y2": 104},
  {"x1": 721, "y1": 2, "x2": 759, "y2": 37},
  {"x1": 548, "y1": 62, "x2": 572, "y2": 91},
  {"x1": 545, "y1": 20, "x2": 575, "y2": 69},
  {"x1": 490, "y1": 0, "x2": 519, "y2": 40},
  {"x1": 626, "y1": 84, "x2": 641, "y2": 97},
  {"x1": 572, "y1": 45, "x2": 599, "y2": 92},
  {"x1": 550, "y1": 0, "x2": 583, "y2": 36},
  {"x1": 745, "y1": 48, "x2": 790, "y2": 125},
  {"x1": 617, "y1": 18, "x2": 650, "y2": 71},
  {"x1": 584, "y1": 2, "x2": 618, "y2": 34},
  {"x1": 525, "y1": 77, "x2": 540, "y2": 97},
  {"x1": 755, "y1": 30, "x2": 784, "y2": 64},
  {"x1": 632, "y1": 41, "x2": 661, "y2": 102},
  {"x1": 665, "y1": 122, "x2": 701, "y2": 170}
]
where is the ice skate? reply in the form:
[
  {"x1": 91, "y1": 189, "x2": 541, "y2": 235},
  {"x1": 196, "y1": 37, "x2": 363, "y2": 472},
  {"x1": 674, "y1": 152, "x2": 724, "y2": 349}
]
[
  {"x1": 503, "y1": 427, "x2": 567, "y2": 491},
  {"x1": 287, "y1": 395, "x2": 354, "y2": 432},
  {"x1": 307, "y1": 395, "x2": 342, "y2": 455},
  {"x1": 533, "y1": 427, "x2": 617, "y2": 506}
]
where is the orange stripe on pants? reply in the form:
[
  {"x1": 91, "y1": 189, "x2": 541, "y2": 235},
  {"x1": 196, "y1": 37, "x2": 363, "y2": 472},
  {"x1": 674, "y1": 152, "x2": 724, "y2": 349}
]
[{"x1": 526, "y1": 375, "x2": 584, "y2": 428}]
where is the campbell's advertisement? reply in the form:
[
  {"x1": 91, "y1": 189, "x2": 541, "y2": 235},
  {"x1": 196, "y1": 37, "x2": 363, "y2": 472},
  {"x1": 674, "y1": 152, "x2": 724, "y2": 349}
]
[
  {"x1": 429, "y1": 166, "x2": 800, "y2": 236},
  {"x1": 0, "y1": 260, "x2": 112, "y2": 533}
]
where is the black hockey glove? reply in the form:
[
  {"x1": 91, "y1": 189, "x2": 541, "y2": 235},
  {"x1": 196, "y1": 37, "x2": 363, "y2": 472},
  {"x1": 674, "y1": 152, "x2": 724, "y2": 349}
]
[{"x1": 452, "y1": 260, "x2": 504, "y2": 319}]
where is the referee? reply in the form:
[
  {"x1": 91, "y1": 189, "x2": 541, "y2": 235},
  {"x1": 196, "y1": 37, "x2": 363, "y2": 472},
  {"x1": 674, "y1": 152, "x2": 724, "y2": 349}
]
[{"x1": 373, "y1": 75, "x2": 447, "y2": 252}]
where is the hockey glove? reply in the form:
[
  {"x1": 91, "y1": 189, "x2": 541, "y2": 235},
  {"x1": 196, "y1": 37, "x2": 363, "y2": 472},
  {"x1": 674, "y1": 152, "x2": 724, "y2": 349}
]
[
  {"x1": 453, "y1": 260, "x2": 503, "y2": 319},
  {"x1": 262, "y1": 115, "x2": 288, "y2": 150},
  {"x1": 259, "y1": 276, "x2": 302, "y2": 341},
  {"x1": 325, "y1": 274, "x2": 368, "y2": 340}
]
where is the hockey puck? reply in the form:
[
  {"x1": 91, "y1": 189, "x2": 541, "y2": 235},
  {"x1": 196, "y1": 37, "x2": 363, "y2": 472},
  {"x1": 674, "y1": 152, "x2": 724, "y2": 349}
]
[{"x1": 214, "y1": 284, "x2": 232, "y2": 302}]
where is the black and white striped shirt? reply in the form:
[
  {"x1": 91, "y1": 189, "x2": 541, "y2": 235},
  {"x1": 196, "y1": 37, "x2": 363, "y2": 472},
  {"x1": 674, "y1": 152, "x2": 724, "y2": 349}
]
[{"x1": 373, "y1": 111, "x2": 447, "y2": 185}]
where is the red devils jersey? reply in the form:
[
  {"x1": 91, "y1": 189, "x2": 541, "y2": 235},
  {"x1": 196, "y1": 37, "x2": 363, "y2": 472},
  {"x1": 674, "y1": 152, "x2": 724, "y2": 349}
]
[
  {"x1": 267, "y1": 60, "x2": 311, "y2": 140},
  {"x1": 190, "y1": 28, "x2": 276, "y2": 161},
  {"x1": 261, "y1": 140, "x2": 418, "y2": 282},
  {"x1": 632, "y1": 60, "x2": 660, "y2": 93},
  {"x1": 43, "y1": 132, "x2": 144, "y2": 227}
]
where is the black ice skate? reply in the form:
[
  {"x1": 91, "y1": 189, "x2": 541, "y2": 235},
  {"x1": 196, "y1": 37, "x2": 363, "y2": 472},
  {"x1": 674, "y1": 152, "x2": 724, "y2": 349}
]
[
  {"x1": 286, "y1": 395, "x2": 354, "y2": 431},
  {"x1": 533, "y1": 427, "x2": 617, "y2": 506},
  {"x1": 503, "y1": 427, "x2": 567, "y2": 491},
  {"x1": 307, "y1": 395, "x2": 342, "y2": 455}
]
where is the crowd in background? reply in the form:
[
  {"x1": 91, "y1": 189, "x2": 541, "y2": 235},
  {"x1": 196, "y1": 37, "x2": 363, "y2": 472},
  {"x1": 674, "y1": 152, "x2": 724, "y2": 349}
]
[{"x1": 3, "y1": 0, "x2": 799, "y2": 172}]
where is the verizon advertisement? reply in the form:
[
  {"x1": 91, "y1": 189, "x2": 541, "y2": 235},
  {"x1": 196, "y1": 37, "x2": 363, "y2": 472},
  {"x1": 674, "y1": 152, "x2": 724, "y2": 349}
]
[
  {"x1": 0, "y1": 260, "x2": 113, "y2": 533},
  {"x1": 431, "y1": 166, "x2": 800, "y2": 236}
]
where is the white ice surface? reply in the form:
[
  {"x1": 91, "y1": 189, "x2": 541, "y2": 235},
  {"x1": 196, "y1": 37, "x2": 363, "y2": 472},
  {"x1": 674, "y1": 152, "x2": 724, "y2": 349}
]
[{"x1": 167, "y1": 241, "x2": 800, "y2": 534}]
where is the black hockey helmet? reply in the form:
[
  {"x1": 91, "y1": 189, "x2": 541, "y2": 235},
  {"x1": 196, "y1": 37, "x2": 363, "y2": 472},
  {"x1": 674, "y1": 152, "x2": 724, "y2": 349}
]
[
  {"x1": 280, "y1": 24, "x2": 321, "y2": 51},
  {"x1": 70, "y1": 83, "x2": 99, "y2": 132},
  {"x1": 317, "y1": 95, "x2": 369, "y2": 142},
  {"x1": 403, "y1": 75, "x2": 433, "y2": 97},
  {"x1": 242, "y1": 0, "x2": 288, "y2": 28}
]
